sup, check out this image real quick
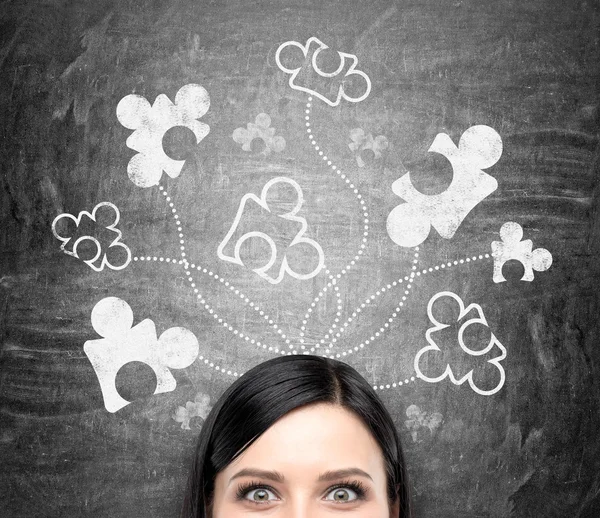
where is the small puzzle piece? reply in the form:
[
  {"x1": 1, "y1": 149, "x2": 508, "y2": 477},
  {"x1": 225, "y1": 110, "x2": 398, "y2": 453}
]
[
  {"x1": 116, "y1": 84, "x2": 210, "y2": 187},
  {"x1": 172, "y1": 392, "x2": 212, "y2": 430},
  {"x1": 51, "y1": 201, "x2": 131, "y2": 272},
  {"x1": 348, "y1": 128, "x2": 388, "y2": 167},
  {"x1": 84, "y1": 297, "x2": 199, "y2": 413},
  {"x1": 232, "y1": 113, "x2": 286, "y2": 155},
  {"x1": 387, "y1": 125, "x2": 502, "y2": 248},
  {"x1": 491, "y1": 222, "x2": 552, "y2": 282},
  {"x1": 217, "y1": 177, "x2": 324, "y2": 284}
]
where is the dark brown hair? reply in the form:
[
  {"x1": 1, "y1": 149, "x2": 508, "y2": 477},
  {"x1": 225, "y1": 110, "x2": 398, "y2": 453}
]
[{"x1": 181, "y1": 354, "x2": 412, "y2": 517}]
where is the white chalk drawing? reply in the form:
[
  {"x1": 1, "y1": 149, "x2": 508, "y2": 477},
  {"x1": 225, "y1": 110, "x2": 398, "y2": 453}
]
[
  {"x1": 348, "y1": 128, "x2": 388, "y2": 167},
  {"x1": 404, "y1": 404, "x2": 443, "y2": 442},
  {"x1": 116, "y1": 84, "x2": 210, "y2": 187},
  {"x1": 387, "y1": 125, "x2": 503, "y2": 248},
  {"x1": 172, "y1": 392, "x2": 212, "y2": 430},
  {"x1": 51, "y1": 201, "x2": 131, "y2": 272},
  {"x1": 232, "y1": 113, "x2": 286, "y2": 155},
  {"x1": 217, "y1": 177, "x2": 325, "y2": 284},
  {"x1": 491, "y1": 222, "x2": 552, "y2": 282},
  {"x1": 84, "y1": 297, "x2": 199, "y2": 413},
  {"x1": 414, "y1": 291, "x2": 507, "y2": 396},
  {"x1": 275, "y1": 37, "x2": 371, "y2": 106}
]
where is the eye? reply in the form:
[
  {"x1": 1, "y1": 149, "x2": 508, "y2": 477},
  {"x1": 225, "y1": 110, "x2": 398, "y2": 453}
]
[
  {"x1": 236, "y1": 482, "x2": 278, "y2": 505},
  {"x1": 324, "y1": 480, "x2": 368, "y2": 503}
]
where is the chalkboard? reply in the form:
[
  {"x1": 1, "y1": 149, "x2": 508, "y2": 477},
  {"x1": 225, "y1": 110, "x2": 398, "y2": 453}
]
[{"x1": 1, "y1": 0, "x2": 599, "y2": 516}]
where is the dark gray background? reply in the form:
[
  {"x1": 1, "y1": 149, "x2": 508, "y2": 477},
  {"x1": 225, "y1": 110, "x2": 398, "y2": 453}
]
[{"x1": 1, "y1": 0, "x2": 599, "y2": 516}]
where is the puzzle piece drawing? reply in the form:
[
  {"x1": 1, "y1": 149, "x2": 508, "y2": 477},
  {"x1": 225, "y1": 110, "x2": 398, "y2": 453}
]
[
  {"x1": 232, "y1": 113, "x2": 286, "y2": 155},
  {"x1": 84, "y1": 297, "x2": 199, "y2": 413},
  {"x1": 116, "y1": 84, "x2": 210, "y2": 187},
  {"x1": 275, "y1": 37, "x2": 371, "y2": 106},
  {"x1": 172, "y1": 392, "x2": 212, "y2": 430},
  {"x1": 51, "y1": 201, "x2": 131, "y2": 272},
  {"x1": 414, "y1": 291, "x2": 507, "y2": 396},
  {"x1": 491, "y1": 222, "x2": 552, "y2": 282},
  {"x1": 387, "y1": 125, "x2": 502, "y2": 247},
  {"x1": 348, "y1": 128, "x2": 388, "y2": 167},
  {"x1": 217, "y1": 177, "x2": 324, "y2": 284}
]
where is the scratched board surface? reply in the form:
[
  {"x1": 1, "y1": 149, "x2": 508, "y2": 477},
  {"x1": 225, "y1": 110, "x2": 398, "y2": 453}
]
[{"x1": 1, "y1": 0, "x2": 599, "y2": 516}]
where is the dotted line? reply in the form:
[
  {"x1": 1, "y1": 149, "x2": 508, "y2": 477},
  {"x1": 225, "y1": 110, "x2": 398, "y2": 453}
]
[
  {"x1": 297, "y1": 268, "x2": 343, "y2": 351},
  {"x1": 300, "y1": 96, "x2": 370, "y2": 344},
  {"x1": 372, "y1": 252, "x2": 492, "y2": 391},
  {"x1": 133, "y1": 256, "x2": 184, "y2": 265},
  {"x1": 414, "y1": 253, "x2": 491, "y2": 275},
  {"x1": 132, "y1": 250, "x2": 492, "y2": 389},
  {"x1": 373, "y1": 376, "x2": 418, "y2": 391},
  {"x1": 324, "y1": 248, "x2": 420, "y2": 358},
  {"x1": 133, "y1": 254, "x2": 306, "y2": 347},
  {"x1": 156, "y1": 185, "x2": 302, "y2": 375}
]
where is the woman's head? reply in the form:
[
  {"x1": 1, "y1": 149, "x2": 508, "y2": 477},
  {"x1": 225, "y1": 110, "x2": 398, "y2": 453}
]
[{"x1": 181, "y1": 354, "x2": 411, "y2": 517}]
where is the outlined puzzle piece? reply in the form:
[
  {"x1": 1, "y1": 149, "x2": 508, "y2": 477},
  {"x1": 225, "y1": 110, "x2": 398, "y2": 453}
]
[
  {"x1": 387, "y1": 125, "x2": 502, "y2": 248},
  {"x1": 84, "y1": 297, "x2": 199, "y2": 413},
  {"x1": 414, "y1": 291, "x2": 507, "y2": 396},
  {"x1": 275, "y1": 37, "x2": 371, "y2": 106},
  {"x1": 51, "y1": 201, "x2": 131, "y2": 272},
  {"x1": 217, "y1": 177, "x2": 324, "y2": 284},
  {"x1": 491, "y1": 222, "x2": 552, "y2": 282},
  {"x1": 116, "y1": 84, "x2": 210, "y2": 187},
  {"x1": 219, "y1": 198, "x2": 304, "y2": 280}
]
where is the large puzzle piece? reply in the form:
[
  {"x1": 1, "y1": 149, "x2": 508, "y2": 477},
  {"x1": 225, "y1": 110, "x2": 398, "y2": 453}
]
[
  {"x1": 387, "y1": 125, "x2": 502, "y2": 247},
  {"x1": 275, "y1": 37, "x2": 371, "y2": 106},
  {"x1": 84, "y1": 297, "x2": 199, "y2": 413},
  {"x1": 116, "y1": 84, "x2": 210, "y2": 187},
  {"x1": 217, "y1": 177, "x2": 324, "y2": 284},
  {"x1": 491, "y1": 222, "x2": 552, "y2": 282}
]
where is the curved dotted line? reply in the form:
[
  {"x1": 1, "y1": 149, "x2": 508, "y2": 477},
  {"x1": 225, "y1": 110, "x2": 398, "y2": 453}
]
[
  {"x1": 298, "y1": 268, "x2": 343, "y2": 351},
  {"x1": 373, "y1": 376, "x2": 418, "y2": 391},
  {"x1": 414, "y1": 253, "x2": 491, "y2": 275},
  {"x1": 322, "y1": 248, "x2": 420, "y2": 353},
  {"x1": 156, "y1": 185, "x2": 298, "y2": 364},
  {"x1": 372, "y1": 252, "x2": 493, "y2": 391},
  {"x1": 300, "y1": 95, "x2": 370, "y2": 344}
]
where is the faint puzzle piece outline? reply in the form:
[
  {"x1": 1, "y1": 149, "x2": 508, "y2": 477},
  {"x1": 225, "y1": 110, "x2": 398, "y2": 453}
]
[
  {"x1": 172, "y1": 392, "x2": 212, "y2": 430},
  {"x1": 232, "y1": 113, "x2": 286, "y2": 155},
  {"x1": 348, "y1": 128, "x2": 388, "y2": 167}
]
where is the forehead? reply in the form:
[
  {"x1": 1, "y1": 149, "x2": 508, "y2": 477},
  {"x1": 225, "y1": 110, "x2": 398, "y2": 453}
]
[{"x1": 220, "y1": 403, "x2": 386, "y2": 481}]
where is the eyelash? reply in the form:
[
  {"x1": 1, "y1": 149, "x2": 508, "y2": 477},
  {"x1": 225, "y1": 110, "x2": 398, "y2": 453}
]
[{"x1": 235, "y1": 479, "x2": 368, "y2": 505}]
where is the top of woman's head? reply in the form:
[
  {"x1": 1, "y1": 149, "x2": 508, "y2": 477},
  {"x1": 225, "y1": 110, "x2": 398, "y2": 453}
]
[{"x1": 181, "y1": 354, "x2": 411, "y2": 517}]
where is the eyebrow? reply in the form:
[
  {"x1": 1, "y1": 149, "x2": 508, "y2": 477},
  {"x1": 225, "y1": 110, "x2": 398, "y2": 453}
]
[{"x1": 228, "y1": 468, "x2": 373, "y2": 486}]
